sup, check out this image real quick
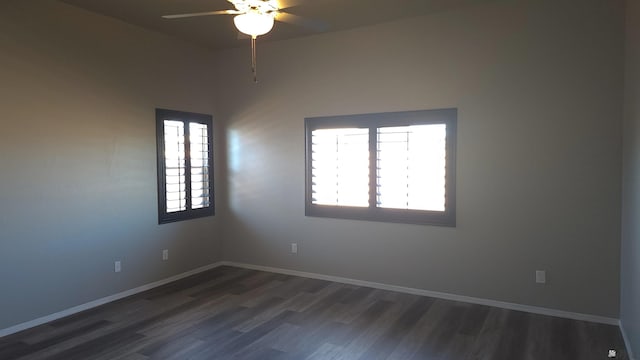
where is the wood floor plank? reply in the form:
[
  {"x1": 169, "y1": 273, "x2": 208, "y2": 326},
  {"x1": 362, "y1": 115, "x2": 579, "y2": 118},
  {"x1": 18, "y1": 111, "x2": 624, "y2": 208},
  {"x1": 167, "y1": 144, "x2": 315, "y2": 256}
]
[
  {"x1": 465, "y1": 306, "x2": 510, "y2": 360},
  {"x1": 207, "y1": 310, "x2": 296, "y2": 359},
  {"x1": 304, "y1": 342, "x2": 345, "y2": 360},
  {"x1": 357, "y1": 297, "x2": 434, "y2": 360},
  {"x1": 490, "y1": 309, "x2": 530, "y2": 359},
  {"x1": 0, "y1": 341, "x2": 30, "y2": 360},
  {"x1": 0, "y1": 266, "x2": 629, "y2": 360},
  {"x1": 385, "y1": 298, "x2": 454, "y2": 360},
  {"x1": 112, "y1": 353, "x2": 149, "y2": 360},
  {"x1": 322, "y1": 300, "x2": 396, "y2": 360},
  {"x1": 522, "y1": 313, "x2": 552, "y2": 360},
  {"x1": 409, "y1": 301, "x2": 470, "y2": 360}
]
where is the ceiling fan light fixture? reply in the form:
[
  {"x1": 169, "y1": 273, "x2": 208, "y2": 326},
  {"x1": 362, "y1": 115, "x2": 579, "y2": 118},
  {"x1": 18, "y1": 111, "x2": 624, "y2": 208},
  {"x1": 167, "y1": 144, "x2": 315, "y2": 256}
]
[{"x1": 234, "y1": 12, "x2": 274, "y2": 37}]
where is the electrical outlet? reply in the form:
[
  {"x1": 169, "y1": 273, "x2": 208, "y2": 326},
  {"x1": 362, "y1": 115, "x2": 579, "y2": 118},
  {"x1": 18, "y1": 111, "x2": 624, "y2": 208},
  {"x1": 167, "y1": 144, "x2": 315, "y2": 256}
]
[
  {"x1": 162, "y1": 249, "x2": 169, "y2": 261},
  {"x1": 291, "y1": 243, "x2": 298, "y2": 254},
  {"x1": 114, "y1": 261, "x2": 121, "y2": 273},
  {"x1": 535, "y1": 270, "x2": 546, "y2": 284}
]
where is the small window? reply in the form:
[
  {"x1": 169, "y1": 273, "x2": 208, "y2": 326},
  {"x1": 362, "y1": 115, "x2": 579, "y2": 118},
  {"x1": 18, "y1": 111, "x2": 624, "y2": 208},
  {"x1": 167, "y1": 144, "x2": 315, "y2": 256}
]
[
  {"x1": 305, "y1": 109, "x2": 456, "y2": 226},
  {"x1": 156, "y1": 109, "x2": 214, "y2": 224}
]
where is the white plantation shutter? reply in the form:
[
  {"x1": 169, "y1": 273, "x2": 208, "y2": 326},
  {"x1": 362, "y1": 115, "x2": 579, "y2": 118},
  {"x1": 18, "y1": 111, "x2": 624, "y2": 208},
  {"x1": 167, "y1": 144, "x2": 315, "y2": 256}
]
[
  {"x1": 311, "y1": 128, "x2": 369, "y2": 207},
  {"x1": 157, "y1": 108, "x2": 214, "y2": 224},
  {"x1": 305, "y1": 109, "x2": 456, "y2": 226},
  {"x1": 189, "y1": 123, "x2": 211, "y2": 209},
  {"x1": 164, "y1": 120, "x2": 186, "y2": 213},
  {"x1": 376, "y1": 124, "x2": 447, "y2": 211},
  {"x1": 163, "y1": 120, "x2": 212, "y2": 212}
]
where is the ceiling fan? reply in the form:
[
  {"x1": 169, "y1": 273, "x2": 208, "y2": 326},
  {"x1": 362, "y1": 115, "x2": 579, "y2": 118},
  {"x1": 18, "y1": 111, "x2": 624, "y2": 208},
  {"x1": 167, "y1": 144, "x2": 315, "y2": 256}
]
[{"x1": 162, "y1": 0, "x2": 326, "y2": 83}]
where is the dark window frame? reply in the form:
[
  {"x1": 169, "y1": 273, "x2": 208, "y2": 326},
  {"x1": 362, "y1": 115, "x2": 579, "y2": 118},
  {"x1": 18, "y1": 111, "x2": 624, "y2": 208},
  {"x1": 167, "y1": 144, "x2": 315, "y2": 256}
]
[
  {"x1": 304, "y1": 109, "x2": 457, "y2": 227},
  {"x1": 156, "y1": 108, "x2": 215, "y2": 224}
]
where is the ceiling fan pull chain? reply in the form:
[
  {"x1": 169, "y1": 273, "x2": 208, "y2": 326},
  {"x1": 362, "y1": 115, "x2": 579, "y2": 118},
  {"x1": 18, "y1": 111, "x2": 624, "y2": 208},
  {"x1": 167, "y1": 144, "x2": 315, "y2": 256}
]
[{"x1": 251, "y1": 36, "x2": 258, "y2": 83}]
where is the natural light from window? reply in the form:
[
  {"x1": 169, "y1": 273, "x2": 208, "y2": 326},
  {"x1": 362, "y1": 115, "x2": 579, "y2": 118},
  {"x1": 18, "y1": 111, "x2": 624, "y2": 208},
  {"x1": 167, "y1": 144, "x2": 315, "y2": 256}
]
[
  {"x1": 376, "y1": 124, "x2": 447, "y2": 211},
  {"x1": 310, "y1": 124, "x2": 447, "y2": 212},
  {"x1": 311, "y1": 128, "x2": 369, "y2": 207},
  {"x1": 189, "y1": 122, "x2": 210, "y2": 210},
  {"x1": 163, "y1": 120, "x2": 211, "y2": 213},
  {"x1": 164, "y1": 120, "x2": 186, "y2": 213}
]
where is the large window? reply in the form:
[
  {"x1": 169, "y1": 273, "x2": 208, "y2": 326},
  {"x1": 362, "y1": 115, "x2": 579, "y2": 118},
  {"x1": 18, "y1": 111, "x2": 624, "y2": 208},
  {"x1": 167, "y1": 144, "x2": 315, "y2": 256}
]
[
  {"x1": 156, "y1": 109, "x2": 214, "y2": 224},
  {"x1": 305, "y1": 109, "x2": 456, "y2": 226}
]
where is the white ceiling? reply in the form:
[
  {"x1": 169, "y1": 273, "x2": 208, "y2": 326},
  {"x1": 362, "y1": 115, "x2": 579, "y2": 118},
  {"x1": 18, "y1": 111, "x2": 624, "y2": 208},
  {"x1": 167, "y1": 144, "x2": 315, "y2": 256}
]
[{"x1": 59, "y1": 0, "x2": 495, "y2": 51}]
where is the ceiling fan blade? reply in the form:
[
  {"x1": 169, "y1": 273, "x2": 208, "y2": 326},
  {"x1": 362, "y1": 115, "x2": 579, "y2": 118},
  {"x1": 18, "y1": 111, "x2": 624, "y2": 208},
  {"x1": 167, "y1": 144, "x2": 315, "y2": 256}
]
[
  {"x1": 162, "y1": 10, "x2": 242, "y2": 19},
  {"x1": 275, "y1": 12, "x2": 329, "y2": 32},
  {"x1": 275, "y1": 0, "x2": 309, "y2": 10},
  {"x1": 276, "y1": 0, "x2": 338, "y2": 11}
]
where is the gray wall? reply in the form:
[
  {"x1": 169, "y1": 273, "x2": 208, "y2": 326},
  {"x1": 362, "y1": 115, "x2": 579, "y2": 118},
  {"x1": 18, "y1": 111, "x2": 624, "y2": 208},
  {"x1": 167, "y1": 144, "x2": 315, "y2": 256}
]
[
  {"x1": 622, "y1": 0, "x2": 640, "y2": 356},
  {"x1": 0, "y1": 1, "x2": 223, "y2": 330},
  {"x1": 216, "y1": 0, "x2": 624, "y2": 318}
]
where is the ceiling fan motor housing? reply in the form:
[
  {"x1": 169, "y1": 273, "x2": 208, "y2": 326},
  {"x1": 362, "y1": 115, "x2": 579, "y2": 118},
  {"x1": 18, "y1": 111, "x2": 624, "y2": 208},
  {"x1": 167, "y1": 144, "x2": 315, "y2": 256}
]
[{"x1": 230, "y1": 0, "x2": 278, "y2": 15}]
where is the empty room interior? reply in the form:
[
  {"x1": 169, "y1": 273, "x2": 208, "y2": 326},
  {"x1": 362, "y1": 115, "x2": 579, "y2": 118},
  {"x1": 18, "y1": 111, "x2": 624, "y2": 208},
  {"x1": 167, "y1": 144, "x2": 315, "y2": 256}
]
[{"x1": 0, "y1": 0, "x2": 639, "y2": 359}]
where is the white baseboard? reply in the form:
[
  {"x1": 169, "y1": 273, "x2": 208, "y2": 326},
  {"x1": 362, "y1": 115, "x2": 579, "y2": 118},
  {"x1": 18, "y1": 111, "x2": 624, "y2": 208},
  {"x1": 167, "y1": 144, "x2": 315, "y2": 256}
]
[
  {"x1": 222, "y1": 261, "x2": 620, "y2": 326},
  {"x1": 0, "y1": 260, "x2": 623, "y2": 344},
  {"x1": 0, "y1": 261, "x2": 224, "y2": 338},
  {"x1": 620, "y1": 320, "x2": 637, "y2": 360}
]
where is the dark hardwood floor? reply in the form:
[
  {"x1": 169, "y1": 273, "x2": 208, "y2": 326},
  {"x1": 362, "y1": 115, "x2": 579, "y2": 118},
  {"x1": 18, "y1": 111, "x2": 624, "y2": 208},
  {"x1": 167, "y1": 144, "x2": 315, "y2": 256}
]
[{"x1": 0, "y1": 266, "x2": 629, "y2": 359}]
